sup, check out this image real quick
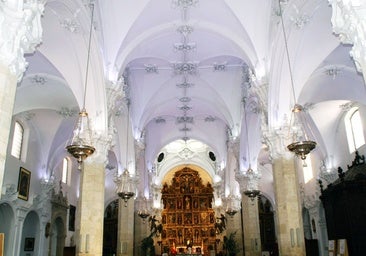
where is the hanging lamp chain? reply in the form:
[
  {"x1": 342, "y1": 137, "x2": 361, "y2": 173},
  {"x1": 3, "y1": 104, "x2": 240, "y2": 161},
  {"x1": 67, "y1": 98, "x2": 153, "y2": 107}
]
[
  {"x1": 279, "y1": 0, "x2": 297, "y2": 105},
  {"x1": 82, "y1": 3, "x2": 95, "y2": 110}
]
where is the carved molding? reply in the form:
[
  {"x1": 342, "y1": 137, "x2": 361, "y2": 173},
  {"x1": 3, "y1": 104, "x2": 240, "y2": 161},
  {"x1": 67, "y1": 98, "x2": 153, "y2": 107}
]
[
  {"x1": 89, "y1": 133, "x2": 114, "y2": 165},
  {"x1": 329, "y1": 0, "x2": 366, "y2": 74},
  {"x1": 262, "y1": 127, "x2": 293, "y2": 160},
  {"x1": 0, "y1": 0, "x2": 45, "y2": 80}
]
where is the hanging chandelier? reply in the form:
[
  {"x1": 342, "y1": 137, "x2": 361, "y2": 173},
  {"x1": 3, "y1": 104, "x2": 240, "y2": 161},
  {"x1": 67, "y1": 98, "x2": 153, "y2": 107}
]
[
  {"x1": 116, "y1": 169, "x2": 135, "y2": 207},
  {"x1": 287, "y1": 105, "x2": 317, "y2": 160},
  {"x1": 66, "y1": 4, "x2": 96, "y2": 169},
  {"x1": 278, "y1": 0, "x2": 317, "y2": 160},
  {"x1": 243, "y1": 167, "x2": 261, "y2": 201},
  {"x1": 225, "y1": 193, "x2": 240, "y2": 217},
  {"x1": 242, "y1": 101, "x2": 261, "y2": 201},
  {"x1": 137, "y1": 196, "x2": 151, "y2": 222},
  {"x1": 116, "y1": 103, "x2": 135, "y2": 206}
]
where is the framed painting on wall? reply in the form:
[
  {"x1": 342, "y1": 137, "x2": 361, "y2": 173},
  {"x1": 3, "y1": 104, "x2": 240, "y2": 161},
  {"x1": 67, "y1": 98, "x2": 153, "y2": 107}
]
[
  {"x1": 69, "y1": 205, "x2": 76, "y2": 231},
  {"x1": 18, "y1": 167, "x2": 31, "y2": 201},
  {"x1": 0, "y1": 233, "x2": 4, "y2": 256},
  {"x1": 24, "y1": 237, "x2": 34, "y2": 251}
]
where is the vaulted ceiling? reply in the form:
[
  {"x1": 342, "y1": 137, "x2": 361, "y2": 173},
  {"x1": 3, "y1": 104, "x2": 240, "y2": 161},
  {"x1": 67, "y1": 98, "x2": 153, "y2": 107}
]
[{"x1": 15, "y1": 0, "x2": 365, "y2": 200}]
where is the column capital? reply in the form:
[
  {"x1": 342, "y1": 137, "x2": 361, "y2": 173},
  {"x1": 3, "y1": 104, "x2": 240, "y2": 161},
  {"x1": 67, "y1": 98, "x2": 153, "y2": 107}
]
[
  {"x1": 88, "y1": 133, "x2": 113, "y2": 165},
  {"x1": 262, "y1": 127, "x2": 292, "y2": 160},
  {"x1": 106, "y1": 79, "x2": 125, "y2": 113},
  {"x1": 235, "y1": 169, "x2": 261, "y2": 194},
  {"x1": 0, "y1": 0, "x2": 45, "y2": 80}
]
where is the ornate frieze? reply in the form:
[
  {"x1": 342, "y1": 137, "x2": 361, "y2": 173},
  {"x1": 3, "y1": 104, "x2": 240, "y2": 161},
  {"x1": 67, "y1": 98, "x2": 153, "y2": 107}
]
[{"x1": 0, "y1": 0, "x2": 45, "y2": 80}]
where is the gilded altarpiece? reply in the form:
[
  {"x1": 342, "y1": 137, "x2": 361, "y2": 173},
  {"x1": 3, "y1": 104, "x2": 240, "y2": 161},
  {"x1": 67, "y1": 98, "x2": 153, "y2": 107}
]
[{"x1": 161, "y1": 168, "x2": 215, "y2": 253}]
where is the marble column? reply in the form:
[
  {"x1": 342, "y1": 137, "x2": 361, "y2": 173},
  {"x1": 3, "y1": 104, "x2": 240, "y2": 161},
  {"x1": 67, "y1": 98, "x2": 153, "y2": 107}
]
[
  {"x1": 0, "y1": 0, "x2": 44, "y2": 199},
  {"x1": 76, "y1": 137, "x2": 110, "y2": 256}
]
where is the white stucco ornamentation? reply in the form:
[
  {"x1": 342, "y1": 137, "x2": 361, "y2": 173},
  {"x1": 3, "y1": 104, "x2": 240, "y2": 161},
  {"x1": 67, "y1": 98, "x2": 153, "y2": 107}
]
[
  {"x1": 262, "y1": 126, "x2": 293, "y2": 160},
  {"x1": 0, "y1": 0, "x2": 45, "y2": 80},
  {"x1": 235, "y1": 168, "x2": 261, "y2": 194},
  {"x1": 329, "y1": 0, "x2": 366, "y2": 75}
]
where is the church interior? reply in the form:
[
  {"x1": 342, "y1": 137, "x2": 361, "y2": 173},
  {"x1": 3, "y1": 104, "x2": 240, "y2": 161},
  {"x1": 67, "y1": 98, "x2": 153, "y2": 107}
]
[{"x1": 0, "y1": 0, "x2": 366, "y2": 256}]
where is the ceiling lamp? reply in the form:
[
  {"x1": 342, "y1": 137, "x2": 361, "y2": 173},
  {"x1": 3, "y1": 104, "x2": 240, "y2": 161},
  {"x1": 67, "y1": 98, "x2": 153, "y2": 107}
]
[
  {"x1": 225, "y1": 193, "x2": 241, "y2": 217},
  {"x1": 242, "y1": 102, "x2": 261, "y2": 201},
  {"x1": 66, "y1": 4, "x2": 96, "y2": 169},
  {"x1": 278, "y1": 0, "x2": 317, "y2": 160},
  {"x1": 137, "y1": 196, "x2": 151, "y2": 222},
  {"x1": 116, "y1": 104, "x2": 135, "y2": 206},
  {"x1": 243, "y1": 167, "x2": 261, "y2": 201},
  {"x1": 287, "y1": 105, "x2": 316, "y2": 161}
]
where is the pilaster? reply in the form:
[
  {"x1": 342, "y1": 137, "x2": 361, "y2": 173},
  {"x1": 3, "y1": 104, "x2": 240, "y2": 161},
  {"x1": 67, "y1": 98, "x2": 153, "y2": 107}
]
[
  {"x1": 76, "y1": 135, "x2": 110, "y2": 256},
  {"x1": 117, "y1": 198, "x2": 135, "y2": 256},
  {"x1": 0, "y1": 0, "x2": 44, "y2": 199},
  {"x1": 264, "y1": 131, "x2": 305, "y2": 256},
  {"x1": 133, "y1": 211, "x2": 150, "y2": 256},
  {"x1": 241, "y1": 196, "x2": 261, "y2": 256},
  {"x1": 272, "y1": 156, "x2": 305, "y2": 255},
  {"x1": 0, "y1": 64, "x2": 17, "y2": 199}
]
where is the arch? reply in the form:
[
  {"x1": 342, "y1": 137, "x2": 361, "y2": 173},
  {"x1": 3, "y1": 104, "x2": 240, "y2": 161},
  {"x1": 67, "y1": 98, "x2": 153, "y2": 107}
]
[
  {"x1": 302, "y1": 207, "x2": 312, "y2": 240},
  {"x1": 21, "y1": 211, "x2": 40, "y2": 256},
  {"x1": 103, "y1": 199, "x2": 119, "y2": 255},
  {"x1": 0, "y1": 203, "x2": 15, "y2": 256},
  {"x1": 50, "y1": 216, "x2": 65, "y2": 256}
]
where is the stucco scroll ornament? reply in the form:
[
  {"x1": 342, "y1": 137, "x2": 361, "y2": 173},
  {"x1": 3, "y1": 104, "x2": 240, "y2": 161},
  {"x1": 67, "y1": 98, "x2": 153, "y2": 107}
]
[
  {"x1": 0, "y1": 0, "x2": 45, "y2": 80},
  {"x1": 328, "y1": 0, "x2": 366, "y2": 74}
]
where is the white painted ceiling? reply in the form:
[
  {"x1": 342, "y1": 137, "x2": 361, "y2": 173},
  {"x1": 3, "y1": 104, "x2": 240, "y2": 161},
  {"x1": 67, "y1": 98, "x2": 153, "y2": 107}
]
[{"x1": 15, "y1": 0, "x2": 366, "y2": 198}]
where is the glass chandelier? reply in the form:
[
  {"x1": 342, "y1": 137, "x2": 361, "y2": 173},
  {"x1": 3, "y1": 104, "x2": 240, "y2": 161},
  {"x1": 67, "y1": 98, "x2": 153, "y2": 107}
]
[
  {"x1": 225, "y1": 193, "x2": 241, "y2": 217},
  {"x1": 116, "y1": 103, "x2": 135, "y2": 206},
  {"x1": 137, "y1": 196, "x2": 151, "y2": 222},
  {"x1": 278, "y1": 0, "x2": 317, "y2": 160},
  {"x1": 242, "y1": 101, "x2": 261, "y2": 201},
  {"x1": 66, "y1": 4, "x2": 96, "y2": 169}
]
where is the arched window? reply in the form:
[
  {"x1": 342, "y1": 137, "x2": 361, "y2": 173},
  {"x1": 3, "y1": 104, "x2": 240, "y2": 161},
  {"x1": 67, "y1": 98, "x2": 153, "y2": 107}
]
[
  {"x1": 345, "y1": 108, "x2": 365, "y2": 153},
  {"x1": 11, "y1": 121, "x2": 24, "y2": 159},
  {"x1": 62, "y1": 157, "x2": 71, "y2": 184}
]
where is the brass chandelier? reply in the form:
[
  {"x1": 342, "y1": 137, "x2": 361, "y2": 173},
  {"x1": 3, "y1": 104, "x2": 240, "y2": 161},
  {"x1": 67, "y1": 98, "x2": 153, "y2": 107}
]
[
  {"x1": 116, "y1": 103, "x2": 135, "y2": 206},
  {"x1": 278, "y1": 0, "x2": 317, "y2": 160},
  {"x1": 66, "y1": 4, "x2": 96, "y2": 169}
]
